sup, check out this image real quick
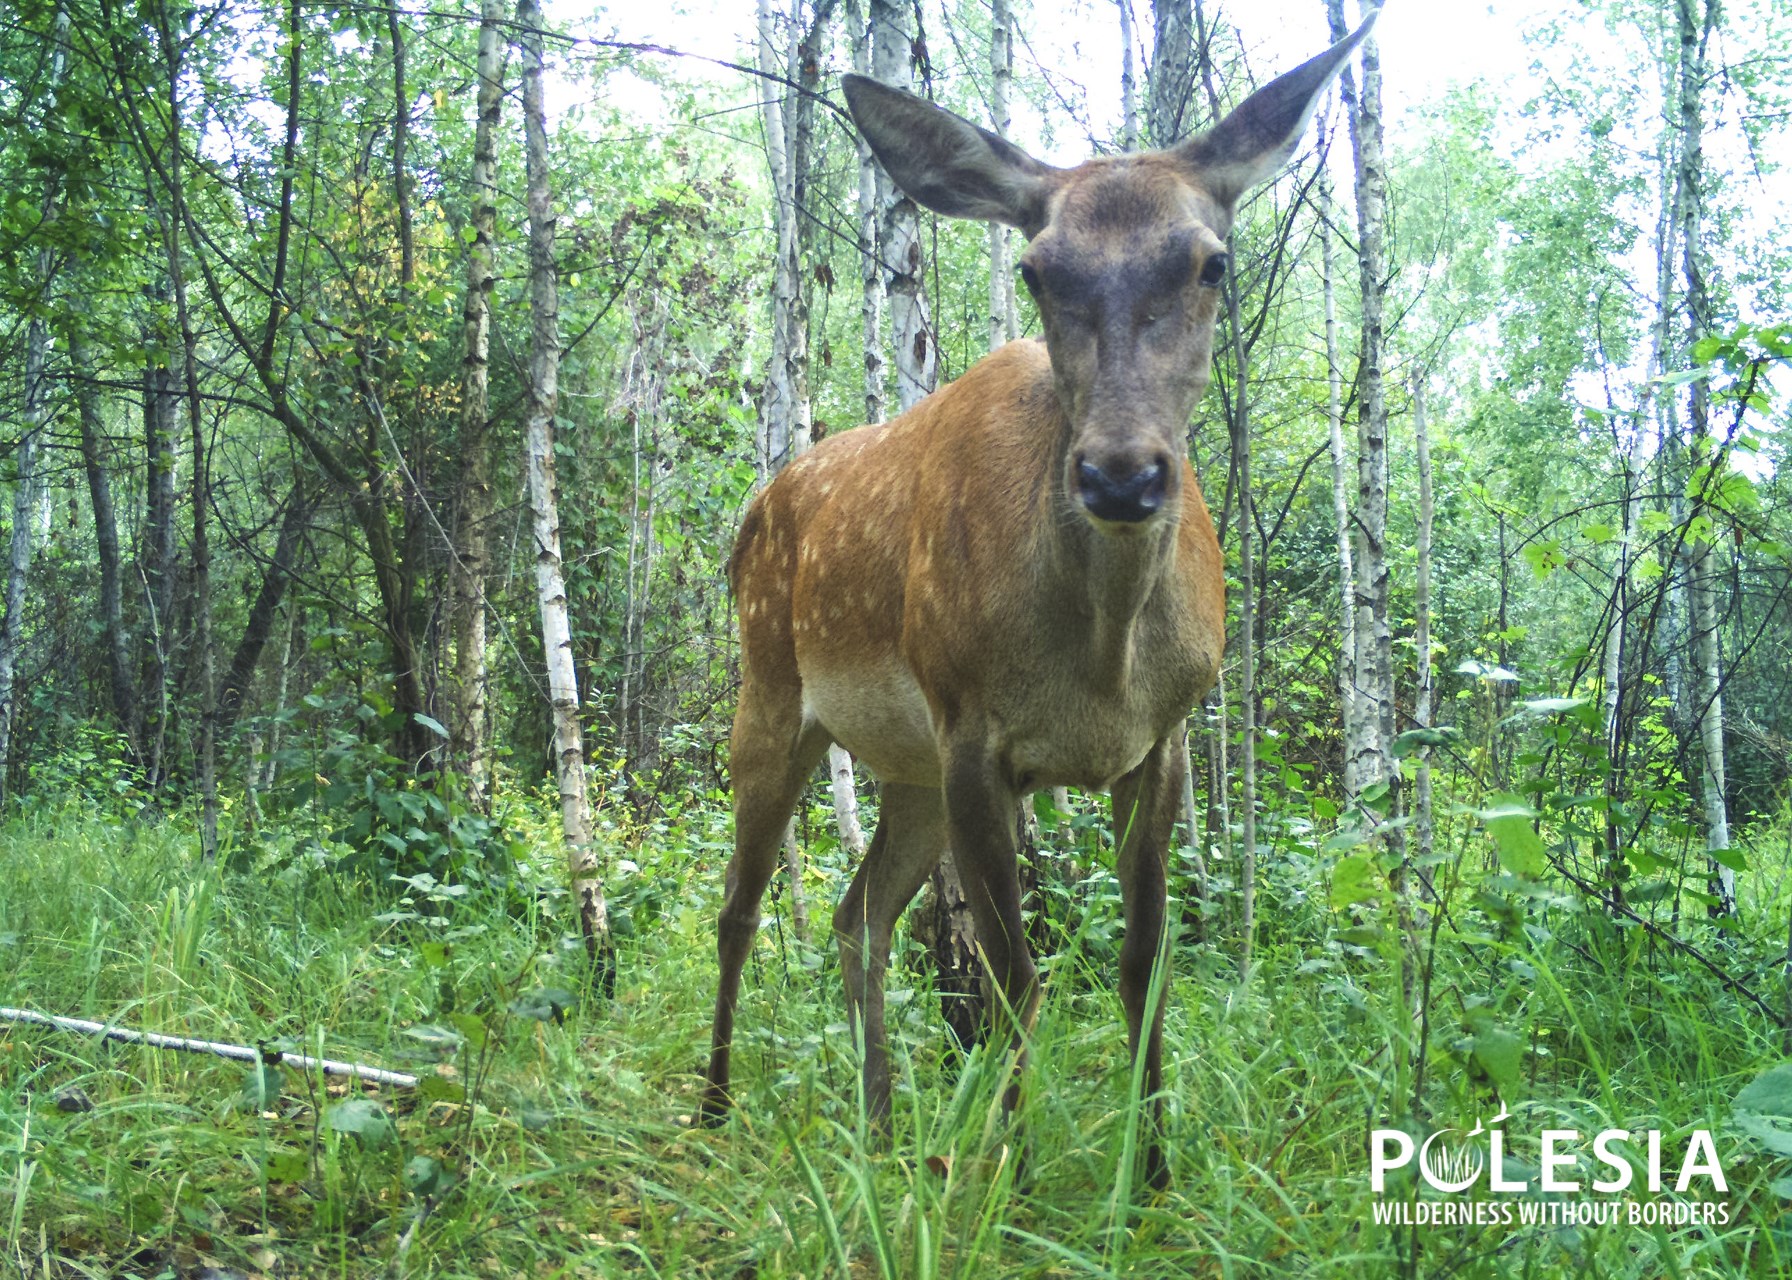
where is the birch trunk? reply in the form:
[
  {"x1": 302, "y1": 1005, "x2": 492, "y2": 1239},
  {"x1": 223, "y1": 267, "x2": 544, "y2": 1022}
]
[
  {"x1": 1320, "y1": 175, "x2": 1363, "y2": 800},
  {"x1": 140, "y1": 289, "x2": 179, "y2": 784},
  {"x1": 1195, "y1": 2, "x2": 1255, "y2": 972},
  {"x1": 1675, "y1": 0, "x2": 1733, "y2": 917},
  {"x1": 868, "y1": 0, "x2": 979, "y2": 1039},
  {"x1": 151, "y1": 3, "x2": 217, "y2": 859},
  {"x1": 1327, "y1": 0, "x2": 1396, "y2": 820},
  {"x1": 0, "y1": 2, "x2": 70, "y2": 802},
  {"x1": 449, "y1": 0, "x2": 507, "y2": 811},
  {"x1": 988, "y1": 0, "x2": 1016, "y2": 350},
  {"x1": 520, "y1": 0, "x2": 612, "y2": 980},
  {"x1": 871, "y1": 0, "x2": 937, "y2": 409},
  {"x1": 1148, "y1": 0, "x2": 1194, "y2": 147},
  {"x1": 847, "y1": 0, "x2": 886, "y2": 426},
  {"x1": 1119, "y1": 0, "x2": 1138, "y2": 150}
]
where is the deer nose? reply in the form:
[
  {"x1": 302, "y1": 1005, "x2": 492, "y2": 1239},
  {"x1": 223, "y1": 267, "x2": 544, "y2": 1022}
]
[{"x1": 1075, "y1": 455, "x2": 1168, "y2": 524}]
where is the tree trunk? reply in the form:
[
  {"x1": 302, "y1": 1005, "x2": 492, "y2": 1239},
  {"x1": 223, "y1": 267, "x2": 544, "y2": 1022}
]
[
  {"x1": 72, "y1": 334, "x2": 137, "y2": 748},
  {"x1": 1413, "y1": 376, "x2": 1435, "y2": 873},
  {"x1": 847, "y1": 0, "x2": 886, "y2": 426},
  {"x1": 868, "y1": 0, "x2": 978, "y2": 1034},
  {"x1": 987, "y1": 0, "x2": 1016, "y2": 349},
  {"x1": 150, "y1": 4, "x2": 218, "y2": 859},
  {"x1": 140, "y1": 293, "x2": 179, "y2": 785},
  {"x1": 1674, "y1": 0, "x2": 1733, "y2": 918},
  {"x1": 871, "y1": 0, "x2": 937, "y2": 409},
  {"x1": 1119, "y1": 0, "x2": 1138, "y2": 150},
  {"x1": 1327, "y1": 0, "x2": 1396, "y2": 823},
  {"x1": 216, "y1": 487, "x2": 313, "y2": 736},
  {"x1": 520, "y1": 0, "x2": 613, "y2": 986},
  {"x1": 1148, "y1": 0, "x2": 1194, "y2": 147},
  {"x1": 449, "y1": 0, "x2": 507, "y2": 812},
  {"x1": 1195, "y1": 2, "x2": 1255, "y2": 973},
  {"x1": 1320, "y1": 174, "x2": 1363, "y2": 801},
  {"x1": 0, "y1": 2, "x2": 71, "y2": 803}
]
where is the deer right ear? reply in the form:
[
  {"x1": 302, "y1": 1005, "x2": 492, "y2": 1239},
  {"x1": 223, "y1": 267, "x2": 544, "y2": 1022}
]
[
  {"x1": 842, "y1": 74, "x2": 1059, "y2": 236},
  {"x1": 1171, "y1": 12, "x2": 1377, "y2": 206}
]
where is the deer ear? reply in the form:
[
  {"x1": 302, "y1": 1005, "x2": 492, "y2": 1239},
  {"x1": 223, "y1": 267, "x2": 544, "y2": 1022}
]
[
  {"x1": 842, "y1": 74, "x2": 1060, "y2": 236},
  {"x1": 1172, "y1": 12, "x2": 1378, "y2": 205}
]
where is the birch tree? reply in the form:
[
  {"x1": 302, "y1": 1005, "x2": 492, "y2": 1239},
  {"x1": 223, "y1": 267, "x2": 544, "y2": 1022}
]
[
  {"x1": 988, "y1": 0, "x2": 1018, "y2": 348},
  {"x1": 1320, "y1": 173, "x2": 1364, "y2": 798},
  {"x1": 1673, "y1": 0, "x2": 1734, "y2": 917},
  {"x1": 449, "y1": 0, "x2": 508, "y2": 811},
  {"x1": 1327, "y1": 0, "x2": 1397, "y2": 823},
  {"x1": 519, "y1": 0, "x2": 612, "y2": 980},
  {"x1": 0, "y1": 1, "x2": 70, "y2": 802}
]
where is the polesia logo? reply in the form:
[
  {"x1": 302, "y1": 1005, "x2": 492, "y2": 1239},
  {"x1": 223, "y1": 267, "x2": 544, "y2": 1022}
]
[{"x1": 1368, "y1": 1111, "x2": 1733, "y2": 1230}]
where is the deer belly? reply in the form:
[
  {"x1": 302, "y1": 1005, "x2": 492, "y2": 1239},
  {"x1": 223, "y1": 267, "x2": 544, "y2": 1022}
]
[
  {"x1": 802, "y1": 661, "x2": 942, "y2": 786},
  {"x1": 1009, "y1": 714, "x2": 1159, "y2": 792}
]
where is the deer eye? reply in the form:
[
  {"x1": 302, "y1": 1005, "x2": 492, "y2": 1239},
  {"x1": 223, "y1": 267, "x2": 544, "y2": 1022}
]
[
  {"x1": 1018, "y1": 261, "x2": 1041, "y2": 296},
  {"x1": 1198, "y1": 253, "x2": 1229, "y2": 288}
]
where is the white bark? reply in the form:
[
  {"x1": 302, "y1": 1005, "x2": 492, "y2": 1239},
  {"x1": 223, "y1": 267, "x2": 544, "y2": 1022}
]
[
  {"x1": 1197, "y1": 7, "x2": 1256, "y2": 974},
  {"x1": 520, "y1": 0, "x2": 611, "y2": 970},
  {"x1": 450, "y1": 0, "x2": 506, "y2": 811},
  {"x1": 0, "y1": 3, "x2": 69, "y2": 800},
  {"x1": 1119, "y1": 0, "x2": 1138, "y2": 150},
  {"x1": 871, "y1": 0, "x2": 936, "y2": 411},
  {"x1": 1328, "y1": 0, "x2": 1396, "y2": 818},
  {"x1": 1674, "y1": 0, "x2": 1732, "y2": 916},
  {"x1": 1320, "y1": 173, "x2": 1364, "y2": 802},
  {"x1": 988, "y1": 0, "x2": 1016, "y2": 350},
  {"x1": 846, "y1": 0, "x2": 886, "y2": 426}
]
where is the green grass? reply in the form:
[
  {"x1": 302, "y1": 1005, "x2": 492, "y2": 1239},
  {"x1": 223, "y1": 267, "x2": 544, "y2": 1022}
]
[{"x1": 2, "y1": 801, "x2": 1790, "y2": 1278}]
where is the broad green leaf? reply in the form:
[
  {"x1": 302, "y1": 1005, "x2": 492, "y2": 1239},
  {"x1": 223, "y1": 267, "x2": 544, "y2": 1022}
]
[
  {"x1": 326, "y1": 1098, "x2": 396, "y2": 1149},
  {"x1": 1479, "y1": 797, "x2": 1547, "y2": 879},
  {"x1": 1472, "y1": 1026, "x2": 1524, "y2": 1095}
]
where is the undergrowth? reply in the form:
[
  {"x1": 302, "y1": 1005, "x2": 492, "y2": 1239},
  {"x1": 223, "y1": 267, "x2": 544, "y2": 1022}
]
[{"x1": 2, "y1": 793, "x2": 1791, "y2": 1278}]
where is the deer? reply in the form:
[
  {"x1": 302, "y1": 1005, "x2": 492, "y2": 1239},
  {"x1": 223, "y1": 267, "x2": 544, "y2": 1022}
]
[{"x1": 702, "y1": 17, "x2": 1376, "y2": 1186}]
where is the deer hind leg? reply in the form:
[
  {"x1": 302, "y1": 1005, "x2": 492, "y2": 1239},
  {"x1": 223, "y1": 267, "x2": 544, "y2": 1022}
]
[
  {"x1": 701, "y1": 691, "x2": 830, "y2": 1123},
  {"x1": 1110, "y1": 733, "x2": 1184, "y2": 1189},
  {"x1": 833, "y1": 782, "x2": 946, "y2": 1133},
  {"x1": 941, "y1": 745, "x2": 1036, "y2": 1114}
]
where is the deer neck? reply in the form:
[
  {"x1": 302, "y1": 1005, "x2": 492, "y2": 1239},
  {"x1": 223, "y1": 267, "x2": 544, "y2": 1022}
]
[{"x1": 1041, "y1": 438, "x2": 1179, "y2": 694}]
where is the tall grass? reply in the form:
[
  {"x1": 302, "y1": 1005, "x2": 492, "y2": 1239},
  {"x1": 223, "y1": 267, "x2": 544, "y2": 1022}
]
[{"x1": 2, "y1": 800, "x2": 1788, "y2": 1277}]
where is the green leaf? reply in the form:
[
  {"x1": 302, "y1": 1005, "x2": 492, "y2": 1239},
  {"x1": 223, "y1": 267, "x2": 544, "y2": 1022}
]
[
  {"x1": 264, "y1": 1150, "x2": 310, "y2": 1183},
  {"x1": 1479, "y1": 797, "x2": 1547, "y2": 879},
  {"x1": 413, "y1": 713, "x2": 450, "y2": 739},
  {"x1": 239, "y1": 1062, "x2": 282, "y2": 1110},
  {"x1": 448, "y1": 1012, "x2": 488, "y2": 1050},
  {"x1": 1581, "y1": 522, "x2": 1615, "y2": 545},
  {"x1": 1392, "y1": 726, "x2": 1463, "y2": 758},
  {"x1": 1735, "y1": 1063, "x2": 1792, "y2": 1154},
  {"x1": 404, "y1": 1155, "x2": 451, "y2": 1197},
  {"x1": 403, "y1": 1023, "x2": 465, "y2": 1054},
  {"x1": 508, "y1": 987, "x2": 576, "y2": 1024},
  {"x1": 326, "y1": 1098, "x2": 396, "y2": 1149},
  {"x1": 1516, "y1": 697, "x2": 1587, "y2": 717},
  {"x1": 1331, "y1": 853, "x2": 1379, "y2": 909},
  {"x1": 1710, "y1": 846, "x2": 1747, "y2": 873},
  {"x1": 1472, "y1": 1026, "x2": 1524, "y2": 1095}
]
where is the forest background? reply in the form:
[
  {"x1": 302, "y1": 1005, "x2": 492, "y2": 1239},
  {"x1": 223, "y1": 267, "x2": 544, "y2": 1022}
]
[{"x1": 4, "y1": 0, "x2": 1792, "y2": 1275}]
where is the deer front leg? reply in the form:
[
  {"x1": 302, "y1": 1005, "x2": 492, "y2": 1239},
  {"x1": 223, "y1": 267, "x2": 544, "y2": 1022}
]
[
  {"x1": 941, "y1": 740, "x2": 1037, "y2": 1113},
  {"x1": 833, "y1": 782, "x2": 947, "y2": 1135},
  {"x1": 1110, "y1": 733, "x2": 1183, "y2": 1190}
]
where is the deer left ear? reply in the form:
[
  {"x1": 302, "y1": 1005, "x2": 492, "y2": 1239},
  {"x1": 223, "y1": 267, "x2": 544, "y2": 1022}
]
[{"x1": 1172, "y1": 12, "x2": 1378, "y2": 206}]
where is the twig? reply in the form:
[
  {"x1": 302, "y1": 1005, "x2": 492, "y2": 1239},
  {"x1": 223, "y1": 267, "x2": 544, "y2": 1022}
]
[{"x1": 0, "y1": 1007, "x2": 418, "y2": 1087}]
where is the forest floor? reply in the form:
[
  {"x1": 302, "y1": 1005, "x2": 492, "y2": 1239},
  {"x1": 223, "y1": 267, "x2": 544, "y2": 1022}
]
[{"x1": 2, "y1": 802, "x2": 1790, "y2": 1278}]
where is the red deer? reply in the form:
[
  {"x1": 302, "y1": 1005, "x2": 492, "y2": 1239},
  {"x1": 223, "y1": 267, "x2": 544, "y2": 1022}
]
[{"x1": 703, "y1": 18, "x2": 1376, "y2": 1184}]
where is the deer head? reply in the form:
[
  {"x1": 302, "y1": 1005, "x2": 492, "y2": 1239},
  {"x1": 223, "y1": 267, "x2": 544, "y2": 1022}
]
[{"x1": 842, "y1": 15, "x2": 1374, "y2": 530}]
